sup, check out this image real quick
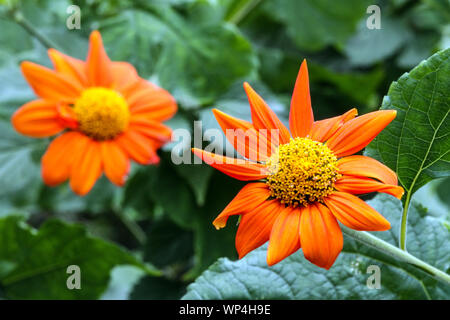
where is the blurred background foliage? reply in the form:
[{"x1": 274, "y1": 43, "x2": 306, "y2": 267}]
[{"x1": 0, "y1": 0, "x2": 448, "y2": 299}]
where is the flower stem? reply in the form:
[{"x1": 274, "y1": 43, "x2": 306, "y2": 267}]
[
  {"x1": 227, "y1": 0, "x2": 264, "y2": 25},
  {"x1": 341, "y1": 225, "x2": 450, "y2": 286},
  {"x1": 10, "y1": 10, "x2": 59, "y2": 50},
  {"x1": 400, "y1": 191, "x2": 412, "y2": 250}
]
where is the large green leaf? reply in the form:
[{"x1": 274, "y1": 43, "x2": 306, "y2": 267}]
[
  {"x1": 308, "y1": 62, "x2": 384, "y2": 106},
  {"x1": 183, "y1": 194, "x2": 449, "y2": 299},
  {"x1": 365, "y1": 49, "x2": 450, "y2": 197},
  {"x1": 0, "y1": 216, "x2": 153, "y2": 299},
  {"x1": 0, "y1": 118, "x2": 44, "y2": 211},
  {"x1": 99, "y1": 3, "x2": 257, "y2": 106},
  {"x1": 344, "y1": 18, "x2": 411, "y2": 67},
  {"x1": 264, "y1": 0, "x2": 371, "y2": 51}
]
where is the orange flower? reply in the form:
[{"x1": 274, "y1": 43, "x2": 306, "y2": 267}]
[
  {"x1": 192, "y1": 60, "x2": 403, "y2": 269},
  {"x1": 12, "y1": 31, "x2": 177, "y2": 196}
]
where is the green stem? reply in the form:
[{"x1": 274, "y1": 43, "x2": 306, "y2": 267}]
[
  {"x1": 113, "y1": 210, "x2": 147, "y2": 246},
  {"x1": 227, "y1": 0, "x2": 264, "y2": 25},
  {"x1": 341, "y1": 225, "x2": 450, "y2": 286},
  {"x1": 400, "y1": 191, "x2": 412, "y2": 250},
  {"x1": 10, "y1": 10, "x2": 59, "y2": 49}
]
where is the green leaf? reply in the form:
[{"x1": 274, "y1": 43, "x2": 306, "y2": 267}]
[
  {"x1": 0, "y1": 120, "x2": 44, "y2": 204},
  {"x1": 0, "y1": 20, "x2": 33, "y2": 60},
  {"x1": 0, "y1": 216, "x2": 152, "y2": 299},
  {"x1": 123, "y1": 154, "x2": 200, "y2": 229},
  {"x1": 149, "y1": 158, "x2": 199, "y2": 229},
  {"x1": 396, "y1": 33, "x2": 439, "y2": 69},
  {"x1": 183, "y1": 194, "x2": 449, "y2": 299},
  {"x1": 308, "y1": 62, "x2": 384, "y2": 106},
  {"x1": 265, "y1": 0, "x2": 371, "y2": 51},
  {"x1": 186, "y1": 172, "x2": 242, "y2": 279},
  {"x1": 143, "y1": 218, "x2": 193, "y2": 269},
  {"x1": 101, "y1": 266, "x2": 146, "y2": 300},
  {"x1": 412, "y1": 178, "x2": 450, "y2": 220},
  {"x1": 99, "y1": 3, "x2": 257, "y2": 105},
  {"x1": 408, "y1": 0, "x2": 450, "y2": 31},
  {"x1": 0, "y1": 63, "x2": 34, "y2": 108},
  {"x1": 365, "y1": 49, "x2": 450, "y2": 197},
  {"x1": 38, "y1": 176, "x2": 122, "y2": 215},
  {"x1": 344, "y1": 18, "x2": 411, "y2": 67},
  {"x1": 175, "y1": 164, "x2": 214, "y2": 207},
  {"x1": 435, "y1": 177, "x2": 450, "y2": 212}
]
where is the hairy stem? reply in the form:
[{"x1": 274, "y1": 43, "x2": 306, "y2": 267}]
[{"x1": 341, "y1": 225, "x2": 450, "y2": 286}]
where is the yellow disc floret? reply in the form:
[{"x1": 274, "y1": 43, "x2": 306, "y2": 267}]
[
  {"x1": 266, "y1": 137, "x2": 340, "y2": 207},
  {"x1": 74, "y1": 87, "x2": 130, "y2": 140}
]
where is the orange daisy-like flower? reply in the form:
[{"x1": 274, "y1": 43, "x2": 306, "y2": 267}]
[
  {"x1": 12, "y1": 31, "x2": 177, "y2": 196},
  {"x1": 192, "y1": 60, "x2": 403, "y2": 269}
]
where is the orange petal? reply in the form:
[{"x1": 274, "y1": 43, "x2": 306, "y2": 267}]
[
  {"x1": 56, "y1": 104, "x2": 79, "y2": 129},
  {"x1": 213, "y1": 182, "x2": 271, "y2": 229},
  {"x1": 289, "y1": 59, "x2": 314, "y2": 138},
  {"x1": 12, "y1": 100, "x2": 66, "y2": 138},
  {"x1": 127, "y1": 80, "x2": 177, "y2": 122},
  {"x1": 21, "y1": 62, "x2": 82, "y2": 102},
  {"x1": 243, "y1": 82, "x2": 290, "y2": 145},
  {"x1": 129, "y1": 114, "x2": 172, "y2": 144},
  {"x1": 324, "y1": 192, "x2": 391, "y2": 231},
  {"x1": 300, "y1": 202, "x2": 343, "y2": 270},
  {"x1": 86, "y1": 30, "x2": 112, "y2": 87},
  {"x1": 235, "y1": 199, "x2": 283, "y2": 259},
  {"x1": 111, "y1": 61, "x2": 139, "y2": 92},
  {"x1": 41, "y1": 131, "x2": 82, "y2": 186},
  {"x1": 213, "y1": 109, "x2": 275, "y2": 162},
  {"x1": 326, "y1": 110, "x2": 397, "y2": 157},
  {"x1": 335, "y1": 175, "x2": 404, "y2": 199},
  {"x1": 70, "y1": 136, "x2": 103, "y2": 196},
  {"x1": 337, "y1": 155, "x2": 398, "y2": 185},
  {"x1": 122, "y1": 79, "x2": 157, "y2": 101},
  {"x1": 48, "y1": 48, "x2": 87, "y2": 87},
  {"x1": 116, "y1": 129, "x2": 160, "y2": 165},
  {"x1": 267, "y1": 206, "x2": 301, "y2": 266},
  {"x1": 310, "y1": 108, "x2": 358, "y2": 142},
  {"x1": 101, "y1": 141, "x2": 130, "y2": 186},
  {"x1": 192, "y1": 148, "x2": 267, "y2": 181}
]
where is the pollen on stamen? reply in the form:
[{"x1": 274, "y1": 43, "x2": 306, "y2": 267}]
[
  {"x1": 73, "y1": 87, "x2": 130, "y2": 140},
  {"x1": 265, "y1": 137, "x2": 341, "y2": 207}
]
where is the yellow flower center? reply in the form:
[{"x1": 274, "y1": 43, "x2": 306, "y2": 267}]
[
  {"x1": 73, "y1": 87, "x2": 130, "y2": 140},
  {"x1": 266, "y1": 137, "x2": 340, "y2": 207}
]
